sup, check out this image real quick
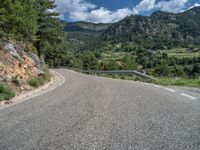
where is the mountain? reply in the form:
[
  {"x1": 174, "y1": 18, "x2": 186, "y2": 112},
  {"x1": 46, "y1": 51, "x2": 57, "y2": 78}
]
[
  {"x1": 63, "y1": 21, "x2": 110, "y2": 32},
  {"x1": 102, "y1": 6, "x2": 200, "y2": 50},
  {"x1": 62, "y1": 21, "x2": 110, "y2": 52}
]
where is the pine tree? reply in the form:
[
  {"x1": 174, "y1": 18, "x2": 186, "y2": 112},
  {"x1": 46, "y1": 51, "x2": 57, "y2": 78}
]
[
  {"x1": 0, "y1": 0, "x2": 23, "y2": 39},
  {"x1": 0, "y1": 0, "x2": 37, "y2": 41},
  {"x1": 19, "y1": 0, "x2": 38, "y2": 41},
  {"x1": 33, "y1": 0, "x2": 64, "y2": 57}
]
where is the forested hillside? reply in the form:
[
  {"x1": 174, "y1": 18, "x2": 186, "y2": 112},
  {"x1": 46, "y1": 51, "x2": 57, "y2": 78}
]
[
  {"x1": 102, "y1": 6, "x2": 200, "y2": 50},
  {"x1": 63, "y1": 21, "x2": 110, "y2": 52},
  {"x1": 63, "y1": 21, "x2": 110, "y2": 32}
]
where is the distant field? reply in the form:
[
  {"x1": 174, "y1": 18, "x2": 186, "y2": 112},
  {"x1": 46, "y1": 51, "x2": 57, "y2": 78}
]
[
  {"x1": 101, "y1": 48, "x2": 200, "y2": 62},
  {"x1": 161, "y1": 48, "x2": 200, "y2": 58},
  {"x1": 101, "y1": 51, "x2": 128, "y2": 61}
]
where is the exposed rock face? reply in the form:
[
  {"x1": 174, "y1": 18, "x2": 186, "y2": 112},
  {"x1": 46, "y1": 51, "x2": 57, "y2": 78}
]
[
  {"x1": 0, "y1": 41, "x2": 46, "y2": 85},
  {"x1": 29, "y1": 52, "x2": 45, "y2": 71},
  {"x1": 4, "y1": 43, "x2": 20, "y2": 58}
]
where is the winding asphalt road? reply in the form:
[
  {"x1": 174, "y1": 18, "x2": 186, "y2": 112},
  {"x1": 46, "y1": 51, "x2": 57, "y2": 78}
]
[{"x1": 0, "y1": 69, "x2": 200, "y2": 150}]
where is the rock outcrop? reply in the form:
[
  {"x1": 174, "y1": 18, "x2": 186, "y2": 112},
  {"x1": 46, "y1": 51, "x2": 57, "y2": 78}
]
[{"x1": 0, "y1": 41, "x2": 47, "y2": 93}]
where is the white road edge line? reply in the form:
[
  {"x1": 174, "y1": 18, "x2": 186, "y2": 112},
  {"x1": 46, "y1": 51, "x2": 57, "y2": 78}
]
[
  {"x1": 0, "y1": 70, "x2": 65, "y2": 111},
  {"x1": 153, "y1": 84, "x2": 162, "y2": 88},
  {"x1": 181, "y1": 93, "x2": 197, "y2": 100},
  {"x1": 162, "y1": 87, "x2": 176, "y2": 93},
  {"x1": 152, "y1": 84, "x2": 177, "y2": 93},
  {"x1": 143, "y1": 83, "x2": 151, "y2": 85}
]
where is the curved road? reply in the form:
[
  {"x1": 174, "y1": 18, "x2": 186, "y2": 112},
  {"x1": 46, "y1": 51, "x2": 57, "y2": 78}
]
[{"x1": 0, "y1": 69, "x2": 200, "y2": 150}]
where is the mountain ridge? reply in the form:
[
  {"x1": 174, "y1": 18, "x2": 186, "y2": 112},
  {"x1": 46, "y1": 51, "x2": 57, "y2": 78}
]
[
  {"x1": 102, "y1": 6, "x2": 200, "y2": 49},
  {"x1": 63, "y1": 6, "x2": 200, "y2": 52}
]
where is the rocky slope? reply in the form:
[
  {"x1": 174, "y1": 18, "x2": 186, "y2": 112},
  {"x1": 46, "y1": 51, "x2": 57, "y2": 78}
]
[{"x1": 0, "y1": 40, "x2": 47, "y2": 98}]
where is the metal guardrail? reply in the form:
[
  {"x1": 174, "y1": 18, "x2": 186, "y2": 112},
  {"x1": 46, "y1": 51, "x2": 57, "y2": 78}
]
[{"x1": 67, "y1": 67, "x2": 157, "y2": 81}]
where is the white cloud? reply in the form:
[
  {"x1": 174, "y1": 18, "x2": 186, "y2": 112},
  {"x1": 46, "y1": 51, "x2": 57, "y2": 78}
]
[
  {"x1": 86, "y1": 7, "x2": 132, "y2": 23},
  {"x1": 133, "y1": 0, "x2": 156, "y2": 14},
  {"x1": 187, "y1": 3, "x2": 200, "y2": 10},
  {"x1": 155, "y1": 0, "x2": 188, "y2": 12},
  {"x1": 55, "y1": 0, "x2": 96, "y2": 20},
  {"x1": 55, "y1": 0, "x2": 192, "y2": 23},
  {"x1": 55, "y1": 0, "x2": 132, "y2": 23}
]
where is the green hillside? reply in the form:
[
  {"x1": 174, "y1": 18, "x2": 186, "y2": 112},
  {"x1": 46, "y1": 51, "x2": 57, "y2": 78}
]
[
  {"x1": 62, "y1": 21, "x2": 110, "y2": 52},
  {"x1": 102, "y1": 6, "x2": 200, "y2": 50}
]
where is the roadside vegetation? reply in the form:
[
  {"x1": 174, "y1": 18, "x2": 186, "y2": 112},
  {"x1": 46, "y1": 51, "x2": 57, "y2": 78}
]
[
  {"x1": 0, "y1": 0, "x2": 64, "y2": 101},
  {"x1": 28, "y1": 73, "x2": 51, "y2": 88},
  {"x1": 152, "y1": 78, "x2": 200, "y2": 88},
  {"x1": 90, "y1": 73, "x2": 200, "y2": 88},
  {"x1": 0, "y1": 83, "x2": 15, "y2": 101},
  {"x1": 63, "y1": 46, "x2": 200, "y2": 87}
]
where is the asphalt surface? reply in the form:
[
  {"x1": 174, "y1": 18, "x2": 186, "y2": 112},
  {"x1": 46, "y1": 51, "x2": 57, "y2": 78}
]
[{"x1": 0, "y1": 69, "x2": 200, "y2": 150}]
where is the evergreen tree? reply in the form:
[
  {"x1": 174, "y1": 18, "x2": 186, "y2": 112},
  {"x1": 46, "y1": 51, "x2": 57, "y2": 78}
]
[
  {"x1": 0, "y1": 0, "x2": 37, "y2": 41},
  {"x1": 19, "y1": 0, "x2": 38, "y2": 41},
  {"x1": 0, "y1": 0, "x2": 23, "y2": 39},
  {"x1": 33, "y1": 0, "x2": 64, "y2": 57}
]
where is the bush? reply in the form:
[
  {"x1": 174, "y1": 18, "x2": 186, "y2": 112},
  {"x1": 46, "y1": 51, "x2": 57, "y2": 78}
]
[
  {"x1": 28, "y1": 74, "x2": 50, "y2": 88},
  {"x1": 0, "y1": 84, "x2": 15, "y2": 101},
  {"x1": 28, "y1": 78, "x2": 40, "y2": 87}
]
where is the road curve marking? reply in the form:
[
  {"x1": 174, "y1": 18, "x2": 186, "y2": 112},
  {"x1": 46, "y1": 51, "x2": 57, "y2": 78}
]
[
  {"x1": 153, "y1": 84, "x2": 162, "y2": 88},
  {"x1": 152, "y1": 84, "x2": 176, "y2": 93},
  {"x1": 162, "y1": 87, "x2": 176, "y2": 93},
  {"x1": 181, "y1": 93, "x2": 197, "y2": 100}
]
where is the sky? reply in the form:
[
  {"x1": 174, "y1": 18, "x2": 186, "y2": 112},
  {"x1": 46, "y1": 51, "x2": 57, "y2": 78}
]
[{"x1": 55, "y1": 0, "x2": 200, "y2": 23}]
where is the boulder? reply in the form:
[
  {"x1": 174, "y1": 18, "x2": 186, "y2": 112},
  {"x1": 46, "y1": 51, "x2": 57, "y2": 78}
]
[
  {"x1": 29, "y1": 52, "x2": 40, "y2": 64},
  {"x1": 29, "y1": 52, "x2": 46, "y2": 71},
  {"x1": 15, "y1": 44, "x2": 25, "y2": 57},
  {"x1": 4, "y1": 43, "x2": 20, "y2": 58}
]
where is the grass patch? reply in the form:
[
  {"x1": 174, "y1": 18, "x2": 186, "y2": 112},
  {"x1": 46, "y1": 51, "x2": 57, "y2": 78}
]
[
  {"x1": 95, "y1": 73, "x2": 200, "y2": 88},
  {"x1": 101, "y1": 51, "x2": 128, "y2": 61},
  {"x1": 81, "y1": 70, "x2": 200, "y2": 88},
  {"x1": 160, "y1": 48, "x2": 200, "y2": 58},
  {"x1": 28, "y1": 74, "x2": 50, "y2": 88},
  {"x1": 152, "y1": 78, "x2": 200, "y2": 88},
  {"x1": 0, "y1": 83, "x2": 15, "y2": 101}
]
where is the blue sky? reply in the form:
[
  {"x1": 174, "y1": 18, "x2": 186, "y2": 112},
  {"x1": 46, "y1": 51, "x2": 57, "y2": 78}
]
[{"x1": 55, "y1": 0, "x2": 200, "y2": 23}]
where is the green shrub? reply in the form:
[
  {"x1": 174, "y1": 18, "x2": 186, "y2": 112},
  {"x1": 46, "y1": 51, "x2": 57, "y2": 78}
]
[
  {"x1": 0, "y1": 83, "x2": 15, "y2": 101},
  {"x1": 28, "y1": 78, "x2": 40, "y2": 87},
  {"x1": 28, "y1": 74, "x2": 50, "y2": 88}
]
